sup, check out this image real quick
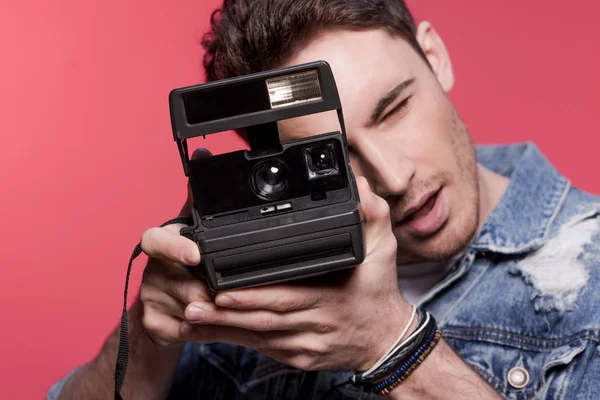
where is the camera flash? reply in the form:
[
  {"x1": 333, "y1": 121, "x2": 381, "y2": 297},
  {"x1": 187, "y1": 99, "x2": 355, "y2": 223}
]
[{"x1": 266, "y1": 70, "x2": 322, "y2": 109}]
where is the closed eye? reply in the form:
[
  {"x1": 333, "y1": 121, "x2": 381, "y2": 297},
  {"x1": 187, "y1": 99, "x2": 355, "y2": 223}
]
[{"x1": 379, "y1": 96, "x2": 410, "y2": 124}]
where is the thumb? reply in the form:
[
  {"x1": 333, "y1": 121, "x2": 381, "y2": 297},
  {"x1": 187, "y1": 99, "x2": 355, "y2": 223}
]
[
  {"x1": 355, "y1": 176, "x2": 397, "y2": 264},
  {"x1": 351, "y1": 179, "x2": 400, "y2": 288},
  {"x1": 179, "y1": 148, "x2": 213, "y2": 217},
  {"x1": 355, "y1": 176, "x2": 391, "y2": 228}
]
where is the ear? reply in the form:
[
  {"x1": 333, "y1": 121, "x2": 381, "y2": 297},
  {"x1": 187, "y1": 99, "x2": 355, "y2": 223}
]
[{"x1": 416, "y1": 21, "x2": 455, "y2": 92}]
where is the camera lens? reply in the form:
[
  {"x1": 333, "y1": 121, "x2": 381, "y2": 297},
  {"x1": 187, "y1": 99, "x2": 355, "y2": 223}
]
[
  {"x1": 305, "y1": 143, "x2": 339, "y2": 179},
  {"x1": 251, "y1": 159, "x2": 291, "y2": 200},
  {"x1": 311, "y1": 146, "x2": 335, "y2": 171}
]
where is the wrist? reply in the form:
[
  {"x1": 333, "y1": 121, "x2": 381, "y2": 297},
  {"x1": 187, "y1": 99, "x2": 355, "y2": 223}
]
[
  {"x1": 355, "y1": 297, "x2": 418, "y2": 373},
  {"x1": 366, "y1": 312, "x2": 440, "y2": 395},
  {"x1": 382, "y1": 340, "x2": 501, "y2": 400},
  {"x1": 102, "y1": 299, "x2": 185, "y2": 397},
  {"x1": 374, "y1": 307, "x2": 420, "y2": 383},
  {"x1": 124, "y1": 299, "x2": 185, "y2": 367},
  {"x1": 381, "y1": 339, "x2": 451, "y2": 399},
  {"x1": 57, "y1": 300, "x2": 185, "y2": 400}
]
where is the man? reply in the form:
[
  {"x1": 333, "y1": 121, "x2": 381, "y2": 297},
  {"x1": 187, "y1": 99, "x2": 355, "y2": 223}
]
[{"x1": 49, "y1": 1, "x2": 600, "y2": 399}]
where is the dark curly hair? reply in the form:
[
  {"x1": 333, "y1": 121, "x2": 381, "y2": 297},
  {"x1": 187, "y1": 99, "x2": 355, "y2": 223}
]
[{"x1": 201, "y1": 0, "x2": 427, "y2": 82}]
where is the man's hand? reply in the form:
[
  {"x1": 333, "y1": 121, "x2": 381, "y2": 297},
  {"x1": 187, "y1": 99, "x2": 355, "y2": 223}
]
[
  {"x1": 180, "y1": 176, "x2": 413, "y2": 372},
  {"x1": 55, "y1": 148, "x2": 215, "y2": 400},
  {"x1": 138, "y1": 223, "x2": 210, "y2": 347},
  {"x1": 172, "y1": 171, "x2": 501, "y2": 400},
  {"x1": 137, "y1": 148, "x2": 214, "y2": 348}
]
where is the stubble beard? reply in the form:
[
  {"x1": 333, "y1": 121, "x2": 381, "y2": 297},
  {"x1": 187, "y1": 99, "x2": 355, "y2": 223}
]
[{"x1": 395, "y1": 110, "x2": 480, "y2": 264}]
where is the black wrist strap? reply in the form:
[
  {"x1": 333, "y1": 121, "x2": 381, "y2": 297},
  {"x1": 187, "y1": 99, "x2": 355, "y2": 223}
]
[{"x1": 114, "y1": 216, "x2": 193, "y2": 400}]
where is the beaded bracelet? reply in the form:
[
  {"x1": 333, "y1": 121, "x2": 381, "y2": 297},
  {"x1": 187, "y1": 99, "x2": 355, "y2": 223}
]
[
  {"x1": 371, "y1": 317, "x2": 441, "y2": 395},
  {"x1": 355, "y1": 305, "x2": 419, "y2": 381},
  {"x1": 377, "y1": 329, "x2": 442, "y2": 395},
  {"x1": 370, "y1": 318, "x2": 436, "y2": 393},
  {"x1": 351, "y1": 310, "x2": 429, "y2": 385},
  {"x1": 354, "y1": 311, "x2": 429, "y2": 384}
]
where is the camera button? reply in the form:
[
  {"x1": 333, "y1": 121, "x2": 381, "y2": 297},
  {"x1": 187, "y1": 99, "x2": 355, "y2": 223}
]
[
  {"x1": 260, "y1": 206, "x2": 276, "y2": 215},
  {"x1": 276, "y1": 202, "x2": 292, "y2": 211}
]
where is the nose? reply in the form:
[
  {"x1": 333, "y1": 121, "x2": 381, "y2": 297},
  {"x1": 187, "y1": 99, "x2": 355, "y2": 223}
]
[{"x1": 352, "y1": 136, "x2": 416, "y2": 198}]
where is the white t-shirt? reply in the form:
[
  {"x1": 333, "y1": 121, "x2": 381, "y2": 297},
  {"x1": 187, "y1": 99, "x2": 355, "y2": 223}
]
[{"x1": 396, "y1": 254, "x2": 463, "y2": 305}]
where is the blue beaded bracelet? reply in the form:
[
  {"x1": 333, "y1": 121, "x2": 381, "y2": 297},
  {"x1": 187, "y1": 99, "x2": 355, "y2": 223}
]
[
  {"x1": 371, "y1": 319, "x2": 438, "y2": 394},
  {"x1": 352, "y1": 310, "x2": 427, "y2": 385}
]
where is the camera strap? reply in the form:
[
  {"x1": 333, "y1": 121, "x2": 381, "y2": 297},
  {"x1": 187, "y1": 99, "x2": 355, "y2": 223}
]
[{"x1": 114, "y1": 216, "x2": 193, "y2": 400}]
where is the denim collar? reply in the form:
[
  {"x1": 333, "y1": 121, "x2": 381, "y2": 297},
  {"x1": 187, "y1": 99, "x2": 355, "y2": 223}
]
[{"x1": 471, "y1": 142, "x2": 570, "y2": 254}]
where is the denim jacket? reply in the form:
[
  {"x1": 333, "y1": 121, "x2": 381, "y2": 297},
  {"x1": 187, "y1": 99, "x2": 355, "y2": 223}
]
[{"x1": 48, "y1": 142, "x2": 600, "y2": 399}]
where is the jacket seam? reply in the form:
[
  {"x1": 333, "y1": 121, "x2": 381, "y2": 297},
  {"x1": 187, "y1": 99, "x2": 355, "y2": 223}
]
[
  {"x1": 436, "y1": 255, "x2": 492, "y2": 325},
  {"x1": 442, "y1": 331, "x2": 599, "y2": 352},
  {"x1": 443, "y1": 326, "x2": 600, "y2": 343}
]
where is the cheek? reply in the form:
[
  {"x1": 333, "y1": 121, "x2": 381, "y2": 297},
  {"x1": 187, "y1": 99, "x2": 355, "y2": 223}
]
[{"x1": 406, "y1": 95, "x2": 464, "y2": 172}]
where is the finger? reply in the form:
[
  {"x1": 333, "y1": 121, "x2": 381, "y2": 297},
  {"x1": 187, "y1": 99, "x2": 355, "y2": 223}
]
[
  {"x1": 177, "y1": 278, "x2": 216, "y2": 304},
  {"x1": 355, "y1": 176, "x2": 390, "y2": 227},
  {"x1": 355, "y1": 176, "x2": 396, "y2": 254},
  {"x1": 180, "y1": 323, "x2": 329, "y2": 370},
  {"x1": 143, "y1": 258, "x2": 215, "y2": 304},
  {"x1": 143, "y1": 256, "x2": 193, "y2": 284},
  {"x1": 214, "y1": 284, "x2": 323, "y2": 311},
  {"x1": 142, "y1": 305, "x2": 186, "y2": 347},
  {"x1": 180, "y1": 322, "x2": 266, "y2": 350},
  {"x1": 140, "y1": 224, "x2": 200, "y2": 265},
  {"x1": 180, "y1": 148, "x2": 213, "y2": 217},
  {"x1": 184, "y1": 301, "x2": 331, "y2": 333},
  {"x1": 259, "y1": 332, "x2": 332, "y2": 370},
  {"x1": 139, "y1": 282, "x2": 186, "y2": 320}
]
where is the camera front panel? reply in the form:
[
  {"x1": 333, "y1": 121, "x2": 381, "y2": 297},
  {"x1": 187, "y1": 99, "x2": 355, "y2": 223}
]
[{"x1": 188, "y1": 132, "x2": 351, "y2": 227}]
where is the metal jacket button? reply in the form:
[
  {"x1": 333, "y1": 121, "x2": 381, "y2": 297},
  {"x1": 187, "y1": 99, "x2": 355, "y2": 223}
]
[{"x1": 507, "y1": 366, "x2": 530, "y2": 389}]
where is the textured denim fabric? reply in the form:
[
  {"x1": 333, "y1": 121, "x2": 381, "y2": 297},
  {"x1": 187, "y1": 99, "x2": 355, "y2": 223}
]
[{"x1": 48, "y1": 142, "x2": 600, "y2": 399}]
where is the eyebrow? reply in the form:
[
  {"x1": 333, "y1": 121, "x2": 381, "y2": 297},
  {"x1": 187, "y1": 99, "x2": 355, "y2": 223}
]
[{"x1": 368, "y1": 78, "x2": 416, "y2": 126}]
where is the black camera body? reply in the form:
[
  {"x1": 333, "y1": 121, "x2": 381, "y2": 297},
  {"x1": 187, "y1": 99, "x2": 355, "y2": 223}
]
[{"x1": 169, "y1": 61, "x2": 365, "y2": 291}]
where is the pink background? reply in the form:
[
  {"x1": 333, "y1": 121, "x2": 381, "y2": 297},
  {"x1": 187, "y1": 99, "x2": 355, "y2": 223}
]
[{"x1": 1, "y1": 1, "x2": 598, "y2": 398}]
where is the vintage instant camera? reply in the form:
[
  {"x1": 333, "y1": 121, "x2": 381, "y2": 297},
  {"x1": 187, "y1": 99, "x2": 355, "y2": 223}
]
[{"x1": 169, "y1": 61, "x2": 365, "y2": 291}]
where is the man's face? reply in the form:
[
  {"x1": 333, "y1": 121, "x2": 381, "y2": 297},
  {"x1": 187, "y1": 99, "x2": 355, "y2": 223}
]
[{"x1": 277, "y1": 28, "x2": 480, "y2": 264}]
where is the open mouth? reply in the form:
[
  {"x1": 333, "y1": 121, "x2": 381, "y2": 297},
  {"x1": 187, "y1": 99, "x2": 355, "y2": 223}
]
[{"x1": 403, "y1": 189, "x2": 440, "y2": 222}]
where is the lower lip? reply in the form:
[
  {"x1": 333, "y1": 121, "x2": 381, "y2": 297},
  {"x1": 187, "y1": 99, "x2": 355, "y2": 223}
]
[{"x1": 401, "y1": 188, "x2": 449, "y2": 236}]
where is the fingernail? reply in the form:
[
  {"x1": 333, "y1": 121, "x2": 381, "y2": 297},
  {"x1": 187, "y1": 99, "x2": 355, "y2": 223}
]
[
  {"x1": 216, "y1": 295, "x2": 234, "y2": 307},
  {"x1": 186, "y1": 306, "x2": 205, "y2": 322},
  {"x1": 183, "y1": 250, "x2": 200, "y2": 266}
]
